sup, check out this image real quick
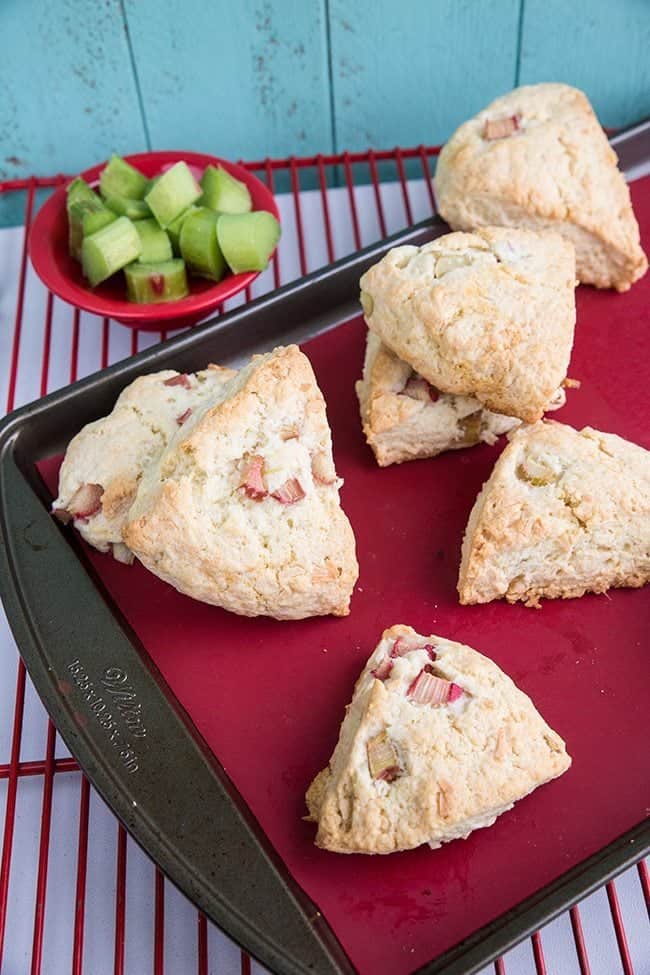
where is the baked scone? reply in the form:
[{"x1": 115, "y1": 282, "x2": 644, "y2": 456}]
[
  {"x1": 52, "y1": 365, "x2": 236, "y2": 562},
  {"x1": 356, "y1": 332, "x2": 521, "y2": 466},
  {"x1": 306, "y1": 624, "x2": 570, "y2": 854},
  {"x1": 123, "y1": 345, "x2": 358, "y2": 619},
  {"x1": 359, "y1": 227, "x2": 576, "y2": 423},
  {"x1": 435, "y1": 83, "x2": 647, "y2": 291},
  {"x1": 458, "y1": 421, "x2": 650, "y2": 607}
]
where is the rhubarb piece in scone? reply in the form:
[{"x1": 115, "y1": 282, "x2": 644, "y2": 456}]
[
  {"x1": 123, "y1": 345, "x2": 358, "y2": 619},
  {"x1": 458, "y1": 421, "x2": 650, "y2": 607},
  {"x1": 356, "y1": 332, "x2": 521, "y2": 465},
  {"x1": 359, "y1": 227, "x2": 575, "y2": 423},
  {"x1": 306, "y1": 625, "x2": 570, "y2": 854},
  {"x1": 52, "y1": 364, "x2": 236, "y2": 562},
  {"x1": 435, "y1": 83, "x2": 647, "y2": 291}
]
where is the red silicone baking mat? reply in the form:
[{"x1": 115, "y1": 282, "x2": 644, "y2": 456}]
[{"x1": 38, "y1": 178, "x2": 649, "y2": 975}]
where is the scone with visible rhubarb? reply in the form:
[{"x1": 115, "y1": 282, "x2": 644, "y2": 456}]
[
  {"x1": 359, "y1": 227, "x2": 576, "y2": 424},
  {"x1": 435, "y1": 83, "x2": 647, "y2": 291},
  {"x1": 123, "y1": 345, "x2": 358, "y2": 619},
  {"x1": 52, "y1": 364, "x2": 236, "y2": 562},
  {"x1": 458, "y1": 421, "x2": 650, "y2": 607},
  {"x1": 356, "y1": 331, "x2": 522, "y2": 466},
  {"x1": 306, "y1": 624, "x2": 570, "y2": 854}
]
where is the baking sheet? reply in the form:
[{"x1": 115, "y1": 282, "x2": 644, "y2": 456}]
[{"x1": 36, "y1": 177, "x2": 650, "y2": 974}]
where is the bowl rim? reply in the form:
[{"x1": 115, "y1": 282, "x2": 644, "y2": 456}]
[{"x1": 28, "y1": 150, "x2": 281, "y2": 326}]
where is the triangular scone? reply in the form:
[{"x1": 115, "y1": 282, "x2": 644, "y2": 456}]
[
  {"x1": 458, "y1": 421, "x2": 650, "y2": 607},
  {"x1": 356, "y1": 332, "x2": 522, "y2": 466},
  {"x1": 435, "y1": 83, "x2": 647, "y2": 292},
  {"x1": 53, "y1": 365, "x2": 236, "y2": 562},
  {"x1": 359, "y1": 227, "x2": 576, "y2": 423},
  {"x1": 123, "y1": 345, "x2": 358, "y2": 619},
  {"x1": 306, "y1": 625, "x2": 570, "y2": 854}
]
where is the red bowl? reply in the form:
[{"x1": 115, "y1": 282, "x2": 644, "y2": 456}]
[{"x1": 28, "y1": 151, "x2": 281, "y2": 331}]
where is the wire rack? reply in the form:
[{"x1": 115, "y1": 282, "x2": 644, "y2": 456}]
[{"x1": 0, "y1": 147, "x2": 648, "y2": 975}]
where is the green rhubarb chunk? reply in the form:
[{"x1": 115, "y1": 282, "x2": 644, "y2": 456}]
[
  {"x1": 81, "y1": 216, "x2": 142, "y2": 287},
  {"x1": 200, "y1": 164, "x2": 252, "y2": 214},
  {"x1": 68, "y1": 197, "x2": 116, "y2": 261},
  {"x1": 145, "y1": 162, "x2": 202, "y2": 229},
  {"x1": 66, "y1": 177, "x2": 101, "y2": 208},
  {"x1": 179, "y1": 207, "x2": 226, "y2": 281},
  {"x1": 125, "y1": 259, "x2": 189, "y2": 303},
  {"x1": 166, "y1": 205, "x2": 197, "y2": 255},
  {"x1": 134, "y1": 219, "x2": 173, "y2": 263},
  {"x1": 216, "y1": 211, "x2": 281, "y2": 273},
  {"x1": 99, "y1": 155, "x2": 149, "y2": 201},
  {"x1": 105, "y1": 195, "x2": 151, "y2": 220}
]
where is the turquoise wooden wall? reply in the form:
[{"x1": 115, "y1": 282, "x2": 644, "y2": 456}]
[{"x1": 1, "y1": 0, "x2": 649, "y2": 223}]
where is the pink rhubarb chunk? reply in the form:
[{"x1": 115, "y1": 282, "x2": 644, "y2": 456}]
[
  {"x1": 407, "y1": 669, "x2": 462, "y2": 707},
  {"x1": 483, "y1": 115, "x2": 520, "y2": 140},
  {"x1": 176, "y1": 408, "x2": 192, "y2": 425},
  {"x1": 371, "y1": 657, "x2": 394, "y2": 681},
  {"x1": 271, "y1": 478, "x2": 305, "y2": 505},
  {"x1": 240, "y1": 455, "x2": 267, "y2": 500},
  {"x1": 66, "y1": 483, "x2": 103, "y2": 520},
  {"x1": 403, "y1": 377, "x2": 438, "y2": 403},
  {"x1": 164, "y1": 373, "x2": 191, "y2": 389},
  {"x1": 391, "y1": 635, "x2": 437, "y2": 659},
  {"x1": 367, "y1": 733, "x2": 402, "y2": 782}
]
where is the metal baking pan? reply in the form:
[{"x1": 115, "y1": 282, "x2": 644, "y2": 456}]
[{"x1": 1, "y1": 120, "x2": 649, "y2": 975}]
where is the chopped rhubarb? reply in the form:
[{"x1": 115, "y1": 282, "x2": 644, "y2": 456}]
[
  {"x1": 483, "y1": 115, "x2": 520, "y2": 140},
  {"x1": 407, "y1": 669, "x2": 459, "y2": 707},
  {"x1": 163, "y1": 373, "x2": 191, "y2": 389},
  {"x1": 271, "y1": 478, "x2": 305, "y2": 505},
  {"x1": 371, "y1": 657, "x2": 394, "y2": 681},
  {"x1": 448, "y1": 682, "x2": 464, "y2": 702},
  {"x1": 367, "y1": 732, "x2": 402, "y2": 782},
  {"x1": 311, "y1": 451, "x2": 336, "y2": 485},
  {"x1": 402, "y1": 377, "x2": 438, "y2": 403},
  {"x1": 52, "y1": 506, "x2": 72, "y2": 525},
  {"x1": 67, "y1": 483, "x2": 103, "y2": 519},
  {"x1": 391, "y1": 634, "x2": 436, "y2": 658},
  {"x1": 240, "y1": 455, "x2": 267, "y2": 500},
  {"x1": 176, "y1": 408, "x2": 192, "y2": 425}
]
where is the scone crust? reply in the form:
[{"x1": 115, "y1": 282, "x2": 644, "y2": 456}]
[
  {"x1": 307, "y1": 625, "x2": 570, "y2": 854},
  {"x1": 458, "y1": 421, "x2": 650, "y2": 606},
  {"x1": 435, "y1": 83, "x2": 647, "y2": 291},
  {"x1": 356, "y1": 332, "x2": 519, "y2": 466},
  {"x1": 124, "y1": 345, "x2": 358, "y2": 620},
  {"x1": 360, "y1": 226, "x2": 576, "y2": 422}
]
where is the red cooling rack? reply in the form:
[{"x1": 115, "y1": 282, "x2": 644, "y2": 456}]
[{"x1": 1, "y1": 146, "x2": 648, "y2": 975}]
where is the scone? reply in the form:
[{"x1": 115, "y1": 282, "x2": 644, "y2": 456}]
[
  {"x1": 123, "y1": 345, "x2": 358, "y2": 620},
  {"x1": 458, "y1": 421, "x2": 650, "y2": 607},
  {"x1": 52, "y1": 365, "x2": 236, "y2": 562},
  {"x1": 359, "y1": 227, "x2": 576, "y2": 423},
  {"x1": 356, "y1": 332, "x2": 522, "y2": 466},
  {"x1": 306, "y1": 624, "x2": 570, "y2": 854},
  {"x1": 435, "y1": 83, "x2": 647, "y2": 291}
]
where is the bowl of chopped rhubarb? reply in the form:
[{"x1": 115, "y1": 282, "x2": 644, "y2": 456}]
[{"x1": 29, "y1": 150, "x2": 281, "y2": 331}]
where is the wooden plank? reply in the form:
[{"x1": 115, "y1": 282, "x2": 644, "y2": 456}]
[
  {"x1": 122, "y1": 0, "x2": 333, "y2": 161},
  {"x1": 327, "y1": 0, "x2": 522, "y2": 151},
  {"x1": 0, "y1": 0, "x2": 148, "y2": 182},
  {"x1": 519, "y1": 0, "x2": 650, "y2": 128}
]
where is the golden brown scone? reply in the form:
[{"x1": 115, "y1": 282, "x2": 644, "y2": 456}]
[
  {"x1": 356, "y1": 332, "x2": 521, "y2": 466},
  {"x1": 435, "y1": 83, "x2": 647, "y2": 291},
  {"x1": 52, "y1": 365, "x2": 236, "y2": 563},
  {"x1": 359, "y1": 227, "x2": 576, "y2": 423},
  {"x1": 124, "y1": 345, "x2": 358, "y2": 620},
  {"x1": 458, "y1": 421, "x2": 650, "y2": 607},
  {"x1": 306, "y1": 625, "x2": 570, "y2": 854}
]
